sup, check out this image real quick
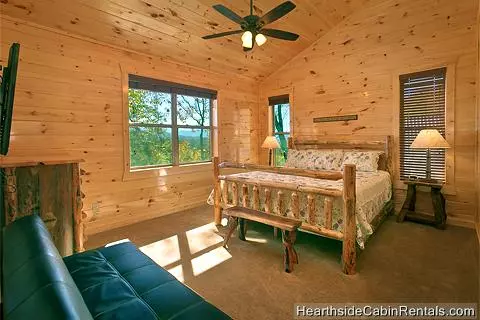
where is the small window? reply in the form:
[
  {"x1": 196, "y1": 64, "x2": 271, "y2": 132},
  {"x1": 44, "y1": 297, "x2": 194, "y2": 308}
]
[
  {"x1": 399, "y1": 67, "x2": 446, "y2": 181},
  {"x1": 128, "y1": 75, "x2": 216, "y2": 169},
  {"x1": 269, "y1": 95, "x2": 290, "y2": 167}
]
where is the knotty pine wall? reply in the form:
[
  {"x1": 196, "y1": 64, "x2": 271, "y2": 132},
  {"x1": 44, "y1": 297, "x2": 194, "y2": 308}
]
[
  {"x1": 476, "y1": 0, "x2": 480, "y2": 301},
  {"x1": 476, "y1": 0, "x2": 480, "y2": 239},
  {"x1": 260, "y1": 0, "x2": 478, "y2": 227},
  {"x1": 1, "y1": 16, "x2": 259, "y2": 235}
]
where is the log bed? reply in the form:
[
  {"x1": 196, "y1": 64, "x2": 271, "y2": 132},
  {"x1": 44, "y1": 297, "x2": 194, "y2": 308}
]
[{"x1": 212, "y1": 136, "x2": 394, "y2": 275}]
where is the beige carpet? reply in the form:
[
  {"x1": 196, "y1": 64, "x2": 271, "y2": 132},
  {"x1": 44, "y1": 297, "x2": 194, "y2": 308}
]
[{"x1": 87, "y1": 205, "x2": 479, "y2": 320}]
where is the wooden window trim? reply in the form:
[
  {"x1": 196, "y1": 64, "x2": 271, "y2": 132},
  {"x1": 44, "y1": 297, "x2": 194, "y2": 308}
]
[
  {"x1": 392, "y1": 62, "x2": 456, "y2": 195},
  {"x1": 121, "y1": 65, "x2": 218, "y2": 181}
]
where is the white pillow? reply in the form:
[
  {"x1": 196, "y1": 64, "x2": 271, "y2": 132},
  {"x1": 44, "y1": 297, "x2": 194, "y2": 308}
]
[{"x1": 342, "y1": 151, "x2": 383, "y2": 172}]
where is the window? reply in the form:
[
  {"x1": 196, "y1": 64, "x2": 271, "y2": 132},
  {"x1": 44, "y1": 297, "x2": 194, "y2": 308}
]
[
  {"x1": 128, "y1": 75, "x2": 216, "y2": 169},
  {"x1": 269, "y1": 95, "x2": 290, "y2": 167},
  {"x1": 399, "y1": 67, "x2": 446, "y2": 181}
]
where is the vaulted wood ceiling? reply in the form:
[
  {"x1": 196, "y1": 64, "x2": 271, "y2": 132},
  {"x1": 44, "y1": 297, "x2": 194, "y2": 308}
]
[{"x1": 2, "y1": 0, "x2": 377, "y2": 79}]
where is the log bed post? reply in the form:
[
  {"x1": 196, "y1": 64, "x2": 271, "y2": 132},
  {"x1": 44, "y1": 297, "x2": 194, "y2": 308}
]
[
  {"x1": 307, "y1": 194, "x2": 316, "y2": 225},
  {"x1": 213, "y1": 156, "x2": 222, "y2": 225},
  {"x1": 222, "y1": 181, "x2": 228, "y2": 206},
  {"x1": 264, "y1": 188, "x2": 271, "y2": 213},
  {"x1": 232, "y1": 182, "x2": 239, "y2": 206},
  {"x1": 291, "y1": 192, "x2": 299, "y2": 219},
  {"x1": 324, "y1": 197, "x2": 333, "y2": 230},
  {"x1": 342, "y1": 164, "x2": 356, "y2": 275},
  {"x1": 277, "y1": 190, "x2": 285, "y2": 216},
  {"x1": 252, "y1": 185, "x2": 260, "y2": 210},
  {"x1": 239, "y1": 184, "x2": 249, "y2": 240}
]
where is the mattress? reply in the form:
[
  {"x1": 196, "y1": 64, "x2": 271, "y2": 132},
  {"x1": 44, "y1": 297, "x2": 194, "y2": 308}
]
[{"x1": 208, "y1": 170, "x2": 392, "y2": 248}]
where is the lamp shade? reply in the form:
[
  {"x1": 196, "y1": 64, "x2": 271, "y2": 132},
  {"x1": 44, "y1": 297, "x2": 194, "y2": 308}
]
[
  {"x1": 261, "y1": 136, "x2": 280, "y2": 149},
  {"x1": 241, "y1": 31, "x2": 253, "y2": 48},
  {"x1": 410, "y1": 129, "x2": 450, "y2": 149},
  {"x1": 255, "y1": 33, "x2": 267, "y2": 46}
]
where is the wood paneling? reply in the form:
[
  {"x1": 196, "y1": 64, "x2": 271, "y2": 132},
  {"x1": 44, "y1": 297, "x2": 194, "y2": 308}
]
[
  {"x1": 476, "y1": 0, "x2": 480, "y2": 240},
  {"x1": 1, "y1": 162, "x2": 84, "y2": 255},
  {"x1": 260, "y1": 0, "x2": 478, "y2": 227},
  {"x1": 0, "y1": 16, "x2": 259, "y2": 235},
  {"x1": 2, "y1": 0, "x2": 479, "y2": 233},
  {"x1": 1, "y1": 0, "x2": 380, "y2": 79}
]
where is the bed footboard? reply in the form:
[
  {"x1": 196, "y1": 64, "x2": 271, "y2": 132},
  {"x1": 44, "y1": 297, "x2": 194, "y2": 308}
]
[{"x1": 212, "y1": 157, "x2": 357, "y2": 275}]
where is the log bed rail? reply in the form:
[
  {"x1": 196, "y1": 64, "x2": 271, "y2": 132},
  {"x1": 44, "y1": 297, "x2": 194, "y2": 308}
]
[{"x1": 212, "y1": 136, "x2": 394, "y2": 275}]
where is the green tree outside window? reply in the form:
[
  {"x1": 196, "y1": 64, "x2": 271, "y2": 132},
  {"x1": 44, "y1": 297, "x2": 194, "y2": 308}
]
[
  {"x1": 273, "y1": 103, "x2": 290, "y2": 167},
  {"x1": 128, "y1": 87, "x2": 212, "y2": 169}
]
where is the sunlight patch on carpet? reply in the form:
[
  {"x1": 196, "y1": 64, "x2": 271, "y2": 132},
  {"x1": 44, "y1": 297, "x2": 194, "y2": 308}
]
[
  {"x1": 191, "y1": 246, "x2": 232, "y2": 276},
  {"x1": 140, "y1": 235, "x2": 181, "y2": 267}
]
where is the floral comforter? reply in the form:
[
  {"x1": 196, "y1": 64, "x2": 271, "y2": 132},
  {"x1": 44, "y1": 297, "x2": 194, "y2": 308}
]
[{"x1": 207, "y1": 171, "x2": 392, "y2": 248}]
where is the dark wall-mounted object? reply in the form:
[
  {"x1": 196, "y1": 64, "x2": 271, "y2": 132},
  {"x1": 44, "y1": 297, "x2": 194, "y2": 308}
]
[
  {"x1": 313, "y1": 114, "x2": 358, "y2": 123},
  {"x1": 0, "y1": 43, "x2": 20, "y2": 155}
]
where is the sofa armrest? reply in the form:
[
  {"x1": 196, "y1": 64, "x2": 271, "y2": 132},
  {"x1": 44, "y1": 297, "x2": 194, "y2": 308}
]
[{"x1": 2, "y1": 215, "x2": 93, "y2": 320}]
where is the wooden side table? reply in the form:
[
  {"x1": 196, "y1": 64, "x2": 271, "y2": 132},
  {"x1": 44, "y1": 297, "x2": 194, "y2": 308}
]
[{"x1": 397, "y1": 180, "x2": 446, "y2": 229}]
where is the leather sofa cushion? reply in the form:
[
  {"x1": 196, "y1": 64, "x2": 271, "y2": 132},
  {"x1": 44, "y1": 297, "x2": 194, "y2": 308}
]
[
  {"x1": 2, "y1": 215, "x2": 93, "y2": 320},
  {"x1": 64, "y1": 241, "x2": 231, "y2": 320}
]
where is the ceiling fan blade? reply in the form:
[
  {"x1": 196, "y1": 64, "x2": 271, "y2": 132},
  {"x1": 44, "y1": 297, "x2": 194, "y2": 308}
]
[
  {"x1": 261, "y1": 28, "x2": 299, "y2": 41},
  {"x1": 202, "y1": 30, "x2": 243, "y2": 39},
  {"x1": 212, "y1": 4, "x2": 245, "y2": 25},
  {"x1": 260, "y1": 1, "x2": 296, "y2": 25}
]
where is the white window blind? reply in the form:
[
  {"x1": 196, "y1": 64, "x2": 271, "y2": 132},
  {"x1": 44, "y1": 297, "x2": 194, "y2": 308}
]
[{"x1": 399, "y1": 67, "x2": 446, "y2": 182}]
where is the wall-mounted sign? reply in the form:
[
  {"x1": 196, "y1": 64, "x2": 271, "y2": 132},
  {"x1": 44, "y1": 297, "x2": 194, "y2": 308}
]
[{"x1": 313, "y1": 114, "x2": 358, "y2": 123}]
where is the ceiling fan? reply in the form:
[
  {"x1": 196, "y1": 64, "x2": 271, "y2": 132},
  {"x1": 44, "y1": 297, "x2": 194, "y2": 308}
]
[{"x1": 202, "y1": 0, "x2": 299, "y2": 51}]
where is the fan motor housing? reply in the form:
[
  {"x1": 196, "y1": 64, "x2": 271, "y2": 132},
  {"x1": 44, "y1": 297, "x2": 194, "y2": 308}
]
[{"x1": 241, "y1": 15, "x2": 264, "y2": 32}]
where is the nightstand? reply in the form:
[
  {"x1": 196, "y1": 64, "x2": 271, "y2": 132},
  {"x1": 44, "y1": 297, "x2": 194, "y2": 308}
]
[{"x1": 397, "y1": 180, "x2": 446, "y2": 229}]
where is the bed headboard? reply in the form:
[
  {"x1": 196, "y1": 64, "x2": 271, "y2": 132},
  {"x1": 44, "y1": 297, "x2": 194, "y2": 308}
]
[{"x1": 287, "y1": 136, "x2": 394, "y2": 181}]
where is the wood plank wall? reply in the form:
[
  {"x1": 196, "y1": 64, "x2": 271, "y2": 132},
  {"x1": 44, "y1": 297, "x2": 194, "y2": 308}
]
[
  {"x1": 476, "y1": 0, "x2": 480, "y2": 239},
  {"x1": 476, "y1": 0, "x2": 480, "y2": 305},
  {"x1": 260, "y1": 0, "x2": 478, "y2": 227},
  {"x1": 0, "y1": 16, "x2": 259, "y2": 235}
]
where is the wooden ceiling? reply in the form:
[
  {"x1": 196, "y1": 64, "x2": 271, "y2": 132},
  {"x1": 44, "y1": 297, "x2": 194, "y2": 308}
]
[{"x1": 2, "y1": 0, "x2": 376, "y2": 79}]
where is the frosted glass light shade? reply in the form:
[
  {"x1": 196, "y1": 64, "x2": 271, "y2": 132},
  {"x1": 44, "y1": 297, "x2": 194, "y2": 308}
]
[
  {"x1": 261, "y1": 136, "x2": 280, "y2": 149},
  {"x1": 410, "y1": 129, "x2": 450, "y2": 149},
  {"x1": 241, "y1": 31, "x2": 253, "y2": 48},
  {"x1": 255, "y1": 33, "x2": 267, "y2": 46}
]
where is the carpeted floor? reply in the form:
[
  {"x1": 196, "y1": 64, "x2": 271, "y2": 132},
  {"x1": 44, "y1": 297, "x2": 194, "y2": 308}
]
[{"x1": 87, "y1": 205, "x2": 479, "y2": 320}]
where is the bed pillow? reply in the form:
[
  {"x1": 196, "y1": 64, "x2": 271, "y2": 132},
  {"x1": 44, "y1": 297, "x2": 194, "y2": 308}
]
[
  {"x1": 342, "y1": 151, "x2": 383, "y2": 172},
  {"x1": 285, "y1": 149, "x2": 344, "y2": 171},
  {"x1": 313, "y1": 150, "x2": 344, "y2": 171},
  {"x1": 284, "y1": 150, "x2": 315, "y2": 169}
]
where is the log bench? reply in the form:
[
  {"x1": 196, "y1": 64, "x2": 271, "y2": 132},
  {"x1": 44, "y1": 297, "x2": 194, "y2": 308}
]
[{"x1": 222, "y1": 206, "x2": 302, "y2": 273}]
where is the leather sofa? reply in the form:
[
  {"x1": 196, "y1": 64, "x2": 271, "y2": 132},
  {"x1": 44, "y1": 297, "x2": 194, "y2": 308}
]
[{"x1": 2, "y1": 214, "x2": 231, "y2": 320}]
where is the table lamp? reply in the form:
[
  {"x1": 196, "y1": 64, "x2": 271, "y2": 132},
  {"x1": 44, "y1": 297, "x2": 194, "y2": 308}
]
[
  {"x1": 261, "y1": 136, "x2": 280, "y2": 166},
  {"x1": 410, "y1": 129, "x2": 450, "y2": 182}
]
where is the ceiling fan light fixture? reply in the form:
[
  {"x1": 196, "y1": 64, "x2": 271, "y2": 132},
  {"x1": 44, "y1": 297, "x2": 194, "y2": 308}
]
[
  {"x1": 241, "y1": 31, "x2": 253, "y2": 48},
  {"x1": 255, "y1": 33, "x2": 267, "y2": 46},
  {"x1": 203, "y1": 1, "x2": 299, "y2": 51}
]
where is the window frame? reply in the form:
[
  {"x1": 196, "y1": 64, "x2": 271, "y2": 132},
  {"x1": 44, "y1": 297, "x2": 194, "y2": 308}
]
[
  {"x1": 392, "y1": 63, "x2": 455, "y2": 195},
  {"x1": 129, "y1": 93, "x2": 214, "y2": 169},
  {"x1": 121, "y1": 67, "x2": 218, "y2": 181},
  {"x1": 399, "y1": 67, "x2": 447, "y2": 182},
  {"x1": 271, "y1": 103, "x2": 291, "y2": 167}
]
